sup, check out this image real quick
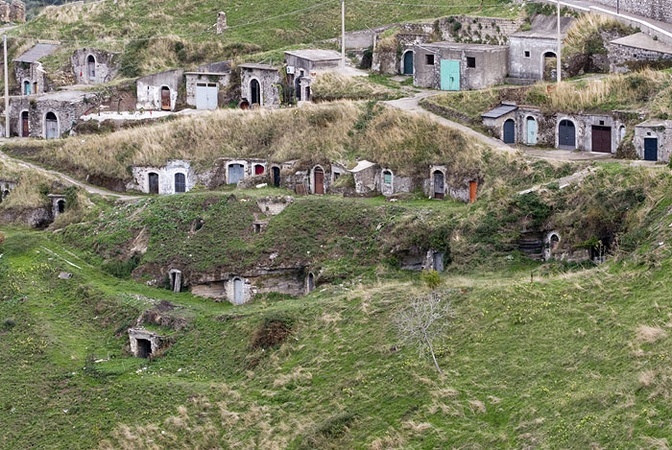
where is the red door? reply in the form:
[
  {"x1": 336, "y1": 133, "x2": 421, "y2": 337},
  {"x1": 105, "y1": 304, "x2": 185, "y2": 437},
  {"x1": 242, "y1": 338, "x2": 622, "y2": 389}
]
[
  {"x1": 21, "y1": 111, "x2": 29, "y2": 137},
  {"x1": 314, "y1": 167, "x2": 324, "y2": 194},
  {"x1": 591, "y1": 126, "x2": 611, "y2": 153},
  {"x1": 254, "y1": 164, "x2": 264, "y2": 175}
]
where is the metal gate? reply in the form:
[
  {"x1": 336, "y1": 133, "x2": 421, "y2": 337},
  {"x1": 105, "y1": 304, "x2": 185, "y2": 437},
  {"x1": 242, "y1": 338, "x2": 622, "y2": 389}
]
[
  {"x1": 644, "y1": 137, "x2": 658, "y2": 161},
  {"x1": 591, "y1": 126, "x2": 612, "y2": 153},
  {"x1": 440, "y1": 59, "x2": 460, "y2": 91},
  {"x1": 195, "y1": 83, "x2": 218, "y2": 110}
]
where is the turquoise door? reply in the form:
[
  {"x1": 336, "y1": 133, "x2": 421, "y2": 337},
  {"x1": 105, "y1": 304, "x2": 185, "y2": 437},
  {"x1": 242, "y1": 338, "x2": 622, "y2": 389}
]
[
  {"x1": 526, "y1": 117, "x2": 538, "y2": 145},
  {"x1": 440, "y1": 59, "x2": 460, "y2": 91}
]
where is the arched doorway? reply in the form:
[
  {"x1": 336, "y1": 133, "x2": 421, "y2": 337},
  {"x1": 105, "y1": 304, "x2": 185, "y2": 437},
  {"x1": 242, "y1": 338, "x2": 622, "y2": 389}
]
[
  {"x1": 56, "y1": 199, "x2": 65, "y2": 214},
  {"x1": 174, "y1": 173, "x2": 186, "y2": 193},
  {"x1": 23, "y1": 80, "x2": 31, "y2": 95},
  {"x1": 503, "y1": 119, "x2": 515, "y2": 144},
  {"x1": 250, "y1": 79, "x2": 261, "y2": 105},
  {"x1": 87, "y1": 54, "x2": 96, "y2": 81},
  {"x1": 402, "y1": 50, "x2": 414, "y2": 75},
  {"x1": 432, "y1": 170, "x2": 445, "y2": 199},
  {"x1": 543, "y1": 51, "x2": 558, "y2": 81},
  {"x1": 148, "y1": 172, "x2": 159, "y2": 194},
  {"x1": 526, "y1": 116, "x2": 537, "y2": 145},
  {"x1": 160, "y1": 86, "x2": 171, "y2": 110},
  {"x1": 558, "y1": 119, "x2": 576, "y2": 149},
  {"x1": 306, "y1": 272, "x2": 315, "y2": 294},
  {"x1": 313, "y1": 166, "x2": 325, "y2": 194},
  {"x1": 233, "y1": 277, "x2": 244, "y2": 304},
  {"x1": 21, "y1": 111, "x2": 29, "y2": 137},
  {"x1": 272, "y1": 166, "x2": 281, "y2": 187},
  {"x1": 45, "y1": 112, "x2": 58, "y2": 139}
]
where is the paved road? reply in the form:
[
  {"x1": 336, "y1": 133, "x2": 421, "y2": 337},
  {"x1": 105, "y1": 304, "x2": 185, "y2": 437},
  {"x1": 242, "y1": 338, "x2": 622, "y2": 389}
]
[{"x1": 0, "y1": 144, "x2": 140, "y2": 201}]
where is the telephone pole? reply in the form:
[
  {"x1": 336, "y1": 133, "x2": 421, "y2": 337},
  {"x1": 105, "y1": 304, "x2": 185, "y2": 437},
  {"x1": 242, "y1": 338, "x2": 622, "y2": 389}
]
[
  {"x1": 557, "y1": 0, "x2": 562, "y2": 84},
  {"x1": 341, "y1": 0, "x2": 346, "y2": 67},
  {"x1": 4, "y1": 35, "x2": 8, "y2": 138}
]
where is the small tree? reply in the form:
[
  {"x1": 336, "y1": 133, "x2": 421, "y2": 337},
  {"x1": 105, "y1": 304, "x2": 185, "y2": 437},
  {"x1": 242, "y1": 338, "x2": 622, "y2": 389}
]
[{"x1": 396, "y1": 291, "x2": 453, "y2": 374}]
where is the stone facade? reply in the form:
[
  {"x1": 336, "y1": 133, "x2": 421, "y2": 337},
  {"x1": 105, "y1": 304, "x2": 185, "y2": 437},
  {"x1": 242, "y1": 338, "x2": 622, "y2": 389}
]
[
  {"x1": 136, "y1": 69, "x2": 184, "y2": 111},
  {"x1": 284, "y1": 49, "x2": 342, "y2": 102},
  {"x1": 184, "y1": 61, "x2": 231, "y2": 110},
  {"x1": 190, "y1": 270, "x2": 307, "y2": 304},
  {"x1": 128, "y1": 328, "x2": 165, "y2": 358},
  {"x1": 71, "y1": 48, "x2": 119, "y2": 85},
  {"x1": 593, "y1": 0, "x2": 672, "y2": 24},
  {"x1": 413, "y1": 42, "x2": 508, "y2": 90},
  {"x1": 238, "y1": 63, "x2": 280, "y2": 108},
  {"x1": 9, "y1": 90, "x2": 97, "y2": 139},
  {"x1": 607, "y1": 33, "x2": 672, "y2": 73},
  {"x1": 426, "y1": 164, "x2": 477, "y2": 202},
  {"x1": 14, "y1": 61, "x2": 49, "y2": 96},
  {"x1": 128, "y1": 160, "x2": 197, "y2": 194},
  {"x1": 634, "y1": 120, "x2": 672, "y2": 162},
  {"x1": 0, "y1": 0, "x2": 24, "y2": 23}
]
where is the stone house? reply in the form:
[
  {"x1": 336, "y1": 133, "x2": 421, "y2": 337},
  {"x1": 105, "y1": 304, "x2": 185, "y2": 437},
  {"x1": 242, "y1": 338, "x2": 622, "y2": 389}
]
[
  {"x1": 349, "y1": 160, "x2": 417, "y2": 197},
  {"x1": 238, "y1": 63, "x2": 280, "y2": 108},
  {"x1": 508, "y1": 15, "x2": 574, "y2": 82},
  {"x1": 607, "y1": 33, "x2": 672, "y2": 73},
  {"x1": 413, "y1": 42, "x2": 508, "y2": 90},
  {"x1": 426, "y1": 164, "x2": 479, "y2": 203},
  {"x1": 71, "y1": 48, "x2": 120, "y2": 85},
  {"x1": 14, "y1": 42, "x2": 59, "y2": 96},
  {"x1": 9, "y1": 90, "x2": 96, "y2": 139},
  {"x1": 634, "y1": 119, "x2": 672, "y2": 162},
  {"x1": 128, "y1": 160, "x2": 196, "y2": 194},
  {"x1": 136, "y1": 69, "x2": 184, "y2": 111},
  {"x1": 184, "y1": 61, "x2": 231, "y2": 110},
  {"x1": 284, "y1": 49, "x2": 342, "y2": 102}
]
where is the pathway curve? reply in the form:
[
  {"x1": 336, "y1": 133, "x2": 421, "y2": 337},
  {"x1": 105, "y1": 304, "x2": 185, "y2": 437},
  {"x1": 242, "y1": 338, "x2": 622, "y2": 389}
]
[{"x1": 0, "y1": 143, "x2": 140, "y2": 201}]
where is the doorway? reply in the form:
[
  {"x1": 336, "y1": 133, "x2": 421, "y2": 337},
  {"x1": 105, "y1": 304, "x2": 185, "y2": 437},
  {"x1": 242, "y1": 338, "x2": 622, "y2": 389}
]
[
  {"x1": 644, "y1": 137, "x2": 658, "y2": 161},
  {"x1": 87, "y1": 54, "x2": 96, "y2": 81},
  {"x1": 148, "y1": 172, "x2": 159, "y2": 194},
  {"x1": 503, "y1": 119, "x2": 515, "y2": 144},
  {"x1": 402, "y1": 50, "x2": 414, "y2": 75},
  {"x1": 313, "y1": 167, "x2": 325, "y2": 194},
  {"x1": 160, "y1": 86, "x2": 171, "y2": 110},
  {"x1": 558, "y1": 119, "x2": 576, "y2": 149},
  {"x1": 45, "y1": 112, "x2": 58, "y2": 139},
  {"x1": 21, "y1": 111, "x2": 29, "y2": 137},
  {"x1": 272, "y1": 166, "x2": 281, "y2": 187},
  {"x1": 250, "y1": 79, "x2": 261, "y2": 105},
  {"x1": 433, "y1": 170, "x2": 444, "y2": 199},
  {"x1": 526, "y1": 117, "x2": 537, "y2": 145},
  {"x1": 591, "y1": 125, "x2": 611, "y2": 153}
]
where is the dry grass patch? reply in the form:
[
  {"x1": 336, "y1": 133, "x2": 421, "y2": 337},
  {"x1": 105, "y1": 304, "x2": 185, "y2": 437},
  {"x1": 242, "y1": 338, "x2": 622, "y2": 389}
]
[
  {"x1": 312, "y1": 73, "x2": 399, "y2": 101},
  {"x1": 635, "y1": 325, "x2": 668, "y2": 344}
]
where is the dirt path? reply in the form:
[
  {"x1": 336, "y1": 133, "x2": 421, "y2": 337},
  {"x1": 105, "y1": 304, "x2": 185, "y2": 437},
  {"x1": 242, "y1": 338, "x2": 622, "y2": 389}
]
[{"x1": 0, "y1": 144, "x2": 140, "y2": 201}]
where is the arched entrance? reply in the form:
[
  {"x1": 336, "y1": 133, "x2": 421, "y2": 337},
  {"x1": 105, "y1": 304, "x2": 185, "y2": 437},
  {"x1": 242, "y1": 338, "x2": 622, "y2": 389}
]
[
  {"x1": 558, "y1": 119, "x2": 576, "y2": 149},
  {"x1": 174, "y1": 173, "x2": 186, "y2": 193},
  {"x1": 160, "y1": 86, "x2": 171, "y2": 110},
  {"x1": 233, "y1": 277, "x2": 244, "y2": 304},
  {"x1": 45, "y1": 112, "x2": 58, "y2": 139},
  {"x1": 432, "y1": 170, "x2": 445, "y2": 199},
  {"x1": 148, "y1": 172, "x2": 159, "y2": 194},
  {"x1": 402, "y1": 50, "x2": 414, "y2": 75},
  {"x1": 503, "y1": 119, "x2": 515, "y2": 144},
  {"x1": 306, "y1": 272, "x2": 315, "y2": 294},
  {"x1": 272, "y1": 166, "x2": 281, "y2": 187},
  {"x1": 23, "y1": 80, "x2": 31, "y2": 95},
  {"x1": 313, "y1": 166, "x2": 325, "y2": 194},
  {"x1": 21, "y1": 111, "x2": 29, "y2": 137},
  {"x1": 56, "y1": 199, "x2": 65, "y2": 214},
  {"x1": 250, "y1": 79, "x2": 261, "y2": 105},
  {"x1": 526, "y1": 116, "x2": 537, "y2": 145},
  {"x1": 543, "y1": 51, "x2": 558, "y2": 81},
  {"x1": 87, "y1": 54, "x2": 96, "y2": 81}
]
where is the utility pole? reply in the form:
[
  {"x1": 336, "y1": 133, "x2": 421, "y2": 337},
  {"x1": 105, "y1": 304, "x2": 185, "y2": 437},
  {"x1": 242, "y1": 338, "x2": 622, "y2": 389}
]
[
  {"x1": 341, "y1": 0, "x2": 345, "y2": 68},
  {"x1": 4, "y1": 35, "x2": 8, "y2": 138},
  {"x1": 617, "y1": 0, "x2": 620, "y2": 14},
  {"x1": 556, "y1": 0, "x2": 562, "y2": 84}
]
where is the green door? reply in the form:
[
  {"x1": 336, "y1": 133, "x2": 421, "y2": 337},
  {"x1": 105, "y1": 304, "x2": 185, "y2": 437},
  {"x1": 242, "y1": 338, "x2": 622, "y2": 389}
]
[{"x1": 440, "y1": 59, "x2": 460, "y2": 91}]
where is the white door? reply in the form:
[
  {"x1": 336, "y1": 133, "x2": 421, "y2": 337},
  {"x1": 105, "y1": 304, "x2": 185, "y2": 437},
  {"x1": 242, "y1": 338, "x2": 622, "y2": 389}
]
[{"x1": 195, "y1": 83, "x2": 218, "y2": 110}]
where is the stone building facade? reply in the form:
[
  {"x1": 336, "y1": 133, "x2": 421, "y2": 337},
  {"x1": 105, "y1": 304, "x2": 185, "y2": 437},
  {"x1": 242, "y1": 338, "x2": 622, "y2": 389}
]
[
  {"x1": 136, "y1": 69, "x2": 184, "y2": 111},
  {"x1": 607, "y1": 33, "x2": 672, "y2": 73},
  {"x1": 128, "y1": 160, "x2": 197, "y2": 195},
  {"x1": 238, "y1": 63, "x2": 280, "y2": 108},
  {"x1": 634, "y1": 119, "x2": 672, "y2": 162},
  {"x1": 14, "y1": 43, "x2": 60, "y2": 96},
  {"x1": 184, "y1": 61, "x2": 231, "y2": 110},
  {"x1": 71, "y1": 48, "x2": 119, "y2": 85},
  {"x1": 413, "y1": 42, "x2": 508, "y2": 90},
  {"x1": 284, "y1": 49, "x2": 341, "y2": 102}
]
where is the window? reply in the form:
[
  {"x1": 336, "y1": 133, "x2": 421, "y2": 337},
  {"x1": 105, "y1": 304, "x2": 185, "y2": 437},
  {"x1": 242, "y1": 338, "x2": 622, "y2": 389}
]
[
  {"x1": 425, "y1": 54, "x2": 435, "y2": 65},
  {"x1": 466, "y1": 57, "x2": 476, "y2": 68},
  {"x1": 524, "y1": 51, "x2": 530, "y2": 58}
]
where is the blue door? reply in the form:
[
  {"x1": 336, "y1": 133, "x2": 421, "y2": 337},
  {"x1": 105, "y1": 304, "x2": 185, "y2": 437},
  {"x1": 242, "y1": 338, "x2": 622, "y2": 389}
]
[
  {"x1": 440, "y1": 60, "x2": 460, "y2": 91},
  {"x1": 503, "y1": 119, "x2": 515, "y2": 144},
  {"x1": 558, "y1": 120, "x2": 576, "y2": 149},
  {"x1": 644, "y1": 137, "x2": 658, "y2": 161},
  {"x1": 403, "y1": 51, "x2": 414, "y2": 75},
  {"x1": 527, "y1": 117, "x2": 538, "y2": 145},
  {"x1": 228, "y1": 164, "x2": 245, "y2": 184}
]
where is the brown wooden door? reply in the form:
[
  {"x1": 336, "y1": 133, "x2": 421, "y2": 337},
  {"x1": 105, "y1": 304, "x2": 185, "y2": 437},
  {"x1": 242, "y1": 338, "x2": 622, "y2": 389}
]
[
  {"x1": 161, "y1": 87, "x2": 171, "y2": 110},
  {"x1": 591, "y1": 126, "x2": 611, "y2": 153},
  {"x1": 314, "y1": 167, "x2": 324, "y2": 194},
  {"x1": 21, "y1": 111, "x2": 29, "y2": 137}
]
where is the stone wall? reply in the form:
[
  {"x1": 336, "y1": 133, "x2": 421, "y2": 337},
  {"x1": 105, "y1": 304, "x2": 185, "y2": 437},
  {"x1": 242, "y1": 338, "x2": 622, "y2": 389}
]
[
  {"x1": 184, "y1": 72, "x2": 230, "y2": 108},
  {"x1": 239, "y1": 66, "x2": 280, "y2": 108},
  {"x1": 592, "y1": 0, "x2": 672, "y2": 24},
  {"x1": 606, "y1": 41, "x2": 672, "y2": 73},
  {"x1": 128, "y1": 160, "x2": 197, "y2": 194},
  {"x1": 136, "y1": 69, "x2": 183, "y2": 111},
  {"x1": 509, "y1": 36, "x2": 559, "y2": 80},
  {"x1": 14, "y1": 61, "x2": 50, "y2": 95},
  {"x1": 71, "y1": 49, "x2": 119, "y2": 85},
  {"x1": 9, "y1": 92, "x2": 96, "y2": 138},
  {"x1": 634, "y1": 120, "x2": 672, "y2": 162}
]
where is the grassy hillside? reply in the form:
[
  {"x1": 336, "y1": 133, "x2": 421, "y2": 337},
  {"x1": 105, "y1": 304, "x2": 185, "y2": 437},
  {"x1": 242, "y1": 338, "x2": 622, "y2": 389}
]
[{"x1": 3, "y1": 170, "x2": 672, "y2": 447}]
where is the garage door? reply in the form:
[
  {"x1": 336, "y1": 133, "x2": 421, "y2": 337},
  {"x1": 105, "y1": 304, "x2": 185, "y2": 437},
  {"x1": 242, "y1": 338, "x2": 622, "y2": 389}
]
[
  {"x1": 591, "y1": 125, "x2": 611, "y2": 153},
  {"x1": 195, "y1": 83, "x2": 218, "y2": 110}
]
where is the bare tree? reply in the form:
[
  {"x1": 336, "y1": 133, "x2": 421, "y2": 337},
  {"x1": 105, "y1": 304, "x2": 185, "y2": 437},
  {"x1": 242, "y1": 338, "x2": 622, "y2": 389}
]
[{"x1": 396, "y1": 291, "x2": 453, "y2": 374}]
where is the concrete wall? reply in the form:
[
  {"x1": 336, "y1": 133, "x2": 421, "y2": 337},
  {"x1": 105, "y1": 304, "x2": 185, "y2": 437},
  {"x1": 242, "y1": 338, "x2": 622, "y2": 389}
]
[
  {"x1": 128, "y1": 160, "x2": 197, "y2": 194},
  {"x1": 136, "y1": 69, "x2": 183, "y2": 111},
  {"x1": 592, "y1": 0, "x2": 672, "y2": 24},
  {"x1": 71, "y1": 49, "x2": 119, "y2": 85},
  {"x1": 509, "y1": 36, "x2": 558, "y2": 80},
  {"x1": 239, "y1": 67, "x2": 280, "y2": 108},
  {"x1": 413, "y1": 43, "x2": 508, "y2": 90}
]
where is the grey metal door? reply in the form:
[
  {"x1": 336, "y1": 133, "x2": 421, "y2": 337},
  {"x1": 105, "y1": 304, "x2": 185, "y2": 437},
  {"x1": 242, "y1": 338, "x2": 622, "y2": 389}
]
[
  {"x1": 558, "y1": 120, "x2": 576, "y2": 149},
  {"x1": 228, "y1": 164, "x2": 244, "y2": 184},
  {"x1": 433, "y1": 171, "x2": 444, "y2": 199},
  {"x1": 503, "y1": 119, "x2": 515, "y2": 144},
  {"x1": 195, "y1": 83, "x2": 218, "y2": 110}
]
